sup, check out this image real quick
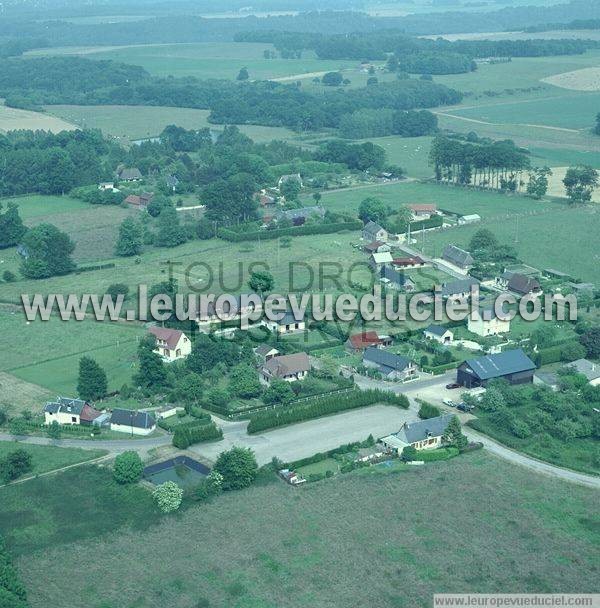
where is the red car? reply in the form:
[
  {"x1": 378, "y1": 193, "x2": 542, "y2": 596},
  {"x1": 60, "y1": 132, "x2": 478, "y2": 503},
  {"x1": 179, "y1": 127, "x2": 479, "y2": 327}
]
[{"x1": 445, "y1": 383, "x2": 461, "y2": 389}]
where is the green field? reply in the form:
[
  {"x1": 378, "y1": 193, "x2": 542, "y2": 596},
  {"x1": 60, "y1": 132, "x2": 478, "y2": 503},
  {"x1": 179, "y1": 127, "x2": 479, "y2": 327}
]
[
  {"x1": 309, "y1": 180, "x2": 563, "y2": 218},
  {"x1": 46, "y1": 104, "x2": 299, "y2": 142},
  {"x1": 0, "y1": 442, "x2": 106, "y2": 478},
  {"x1": 0, "y1": 311, "x2": 146, "y2": 394},
  {"x1": 355, "y1": 135, "x2": 434, "y2": 178},
  {"x1": 2, "y1": 453, "x2": 597, "y2": 607},
  {"x1": 417, "y1": 205, "x2": 600, "y2": 283},
  {"x1": 32, "y1": 42, "x2": 358, "y2": 82}
]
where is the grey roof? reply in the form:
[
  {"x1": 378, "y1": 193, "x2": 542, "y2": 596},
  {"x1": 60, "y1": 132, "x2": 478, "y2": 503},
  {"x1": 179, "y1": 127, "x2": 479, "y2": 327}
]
[
  {"x1": 424, "y1": 324, "x2": 451, "y2": 337},
  {"x1": 110, "y1": 408, "x2": 156, "y2": 429},
  {"x1": 118, "y1": 167, "x2": 142, "y2": 181},
  {"x1": 567, "y1": 282, "x2": 594, "y2": 292},
  {"x1": 264, "y1": 352, "x2": 311, "y2": 377},
  {"x1": 381, "y1": 265, "x2": 407, "y2": 286},
  {"x1": 507, "y1": 273, "x2": 541, "y2": 295},
  {"x1": 255, "y1": 344, "x2": 279, "y2": 356},
  {"x1": 43, "y1": 396, "x2": 87, "y2": 416},
  {"x1": 363, "y1": 346, "x2": 412, "y2": 372},
  {"x1": 441, "y1": 278, "x2": 480, "y2": 298},
  {"x1": 442, "y1": 245, "x2": 473, "y2": 268},
  {"x1": 363, "y1": 220, "x2": 385, "y2": 234},
  {"x1": 395, "y1": 414, "x2": 454, "y2": 444},
  {"x1": 567, "y1": 359, "x2": 600, "y2": 382},
  {"x1": 273, "y1": 308, "x2": 305, "y2": 326},
  {"x1": 461, "y1": 349, "x2": 536, "y2": 381},
  {"x1": 166, "y1": 174, "x2": 179, "y2": 187}
]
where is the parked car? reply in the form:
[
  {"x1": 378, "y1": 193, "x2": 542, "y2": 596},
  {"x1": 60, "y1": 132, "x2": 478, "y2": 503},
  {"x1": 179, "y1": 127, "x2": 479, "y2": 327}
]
[
  {"x1": 443, "y1": 399, "x2": 456, "y2": 407},
  {"x1": 457, "y1": 402, "x2": 474, "y2": 412},
  {"x1": 445, "y1": 383, "x2": 461, "y2": 389}
]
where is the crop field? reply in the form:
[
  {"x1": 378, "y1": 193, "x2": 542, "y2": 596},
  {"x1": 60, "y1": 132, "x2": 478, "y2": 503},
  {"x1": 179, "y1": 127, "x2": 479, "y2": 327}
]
[
  {"x1": 3, "y1": 453, "x2": 597, "y2": 607},
  {"x1": 46, "y1": 104, "x2": 299, "y2": 143},
  {"x1": 0, "y1": 371, "x2": 52, "y2": 415},
  {"x1": 541, "y1": 67, "x2": 600, "y2": 91},
  {"x1": 0, "y1": 310, "x2": 146, "y2": 394},
  {"x1": 34, "y1": 42, "x2": 359, "y2": 82},
  {"x1": 0, "y1": 104, "x2": 76, "y2": 134},
  {"x1": 311, "y1": 180, "x2": 563, "y2": 218},
  {"x1": 417, "y1": 205, "x2": 600, "y2": 283}
]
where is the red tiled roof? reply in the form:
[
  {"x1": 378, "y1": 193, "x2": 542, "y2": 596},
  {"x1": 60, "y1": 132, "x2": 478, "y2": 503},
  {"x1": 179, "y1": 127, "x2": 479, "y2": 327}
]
[
  {"x1": 124, "y1": 194, "x2": 141, "y2": 206},
  {"x1": 393, "y1": 256, "x2": 424, "y2": 266},
  {"x1": 80, "y1": 403, "x2": 102, "y2": 422},
  {"x1": 149, "y1": 326, "x2": 184, "y2": 350},
  {"x1": 348, "y1": 331, "x2": 381, "y2": 349}
]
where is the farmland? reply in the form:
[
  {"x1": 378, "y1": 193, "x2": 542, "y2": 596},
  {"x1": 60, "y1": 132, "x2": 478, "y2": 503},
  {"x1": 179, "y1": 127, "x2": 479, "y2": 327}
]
[
  {"x1": 2, "y1": 452, "x2": 597, "y2": 607},
  {"x1": 46, "y1": 105, "x2": 298, "y2": 143},
  {"x1": 0, "y1": 104, "x2": 76, "y2": 134}
]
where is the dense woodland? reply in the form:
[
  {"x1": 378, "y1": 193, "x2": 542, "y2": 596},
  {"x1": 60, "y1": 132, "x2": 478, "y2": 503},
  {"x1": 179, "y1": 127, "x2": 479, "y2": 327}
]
[{"x1": 0, "y1": 56, "x2": 460, "y2": 132}]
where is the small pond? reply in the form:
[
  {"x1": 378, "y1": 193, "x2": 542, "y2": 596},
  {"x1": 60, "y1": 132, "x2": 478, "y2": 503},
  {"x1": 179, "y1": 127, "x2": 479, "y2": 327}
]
[{"x1": 144, "y1": 456, "x2": 210, "y2": 489}]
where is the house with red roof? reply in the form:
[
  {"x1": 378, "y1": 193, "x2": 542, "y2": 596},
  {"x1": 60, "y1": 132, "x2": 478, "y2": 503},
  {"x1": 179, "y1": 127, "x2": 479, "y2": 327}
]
[
  {"x1": 408, "y1": 203, "x2": 438, "y2": 219},
  {"x1": 148, "y1": 326, "x2": 191, "y2": 362},
  {"x1": 345, "y1": 331, "x2": 392, "y2": 353},
  {"x1": 392, "y1": 256, "x2": 426, "y2": 269}
]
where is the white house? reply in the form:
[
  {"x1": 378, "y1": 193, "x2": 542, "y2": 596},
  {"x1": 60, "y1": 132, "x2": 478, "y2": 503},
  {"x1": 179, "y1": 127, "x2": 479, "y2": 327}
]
[
  {"x1": 265, "y1": 309, "x2": 305, "y2": 334},
  {"x1": 43, "y1": 397, "x2": 101, "y2": 426},
  {"x1": 155, "y1": 405, "x2": 184, "y2": 420},
  {"x1": 148, "y1": 327, "x2": 191, "y2": 362},
  {"x1": 381, "y1": 414, "x2": 454, "y2": 453},
  {"x1": 423, "y1": 324, "x2": 454, "y2": 345},
  {"x1": 468, "y1": 309, "x2": 511, "y2": 337},
  {"x1": 110, "y1": 409, "x2": 156, "y2": 436}
]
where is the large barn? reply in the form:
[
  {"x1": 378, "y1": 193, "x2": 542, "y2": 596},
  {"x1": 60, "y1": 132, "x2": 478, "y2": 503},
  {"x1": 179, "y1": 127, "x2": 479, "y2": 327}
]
[{"x1": 456, "y1": 349, "x2": 536, "y2": 388}]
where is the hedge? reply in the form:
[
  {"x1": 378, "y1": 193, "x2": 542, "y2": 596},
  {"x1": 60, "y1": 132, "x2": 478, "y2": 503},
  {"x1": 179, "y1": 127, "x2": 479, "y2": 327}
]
[
  {"x1": 218, "y1": 219, "x2": 362, "y2": 242},
  {"x1": 409, "y1": 214, "x2": 444, "y2": 231},
  {"x1": 284, "y1": 435, "x2": 375, "y2": 469},
  {"x1": 76, "y1": 262, "x2": 116, "y2": 274},
  {"x1": 533, "y1": 340, "x2": 581, "y2": 366},
  {"x1": 423, "y1": 361, "x2": 459, "y2": 374},
  {"x1": 418, "y1": 447, "x2": 459, "y2": 462},
  {"x1": 172, "y1": 421, "x2": 223, "y2": 449},
  {"x1": 417, "y1": 400, "x2": 441, "y2": 419},
  {"x1": 247, "y1": 389, "x2": 409, "y2": 434},
  {"x1": 0, "y1": 536, "x2": 28, "y2": 607}
]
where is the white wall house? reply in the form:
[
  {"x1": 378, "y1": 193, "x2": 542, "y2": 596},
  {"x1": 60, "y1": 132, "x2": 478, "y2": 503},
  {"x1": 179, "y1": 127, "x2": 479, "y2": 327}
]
[
  {"x1": 110, "y1": 409, "x2": 156, "y2": 436},
  {"x1": 467, "y1": 311, "x2": 511, "y2": 337},
  {"x1": 148, "y1": 327, "x2": 191, "y2": 362}
]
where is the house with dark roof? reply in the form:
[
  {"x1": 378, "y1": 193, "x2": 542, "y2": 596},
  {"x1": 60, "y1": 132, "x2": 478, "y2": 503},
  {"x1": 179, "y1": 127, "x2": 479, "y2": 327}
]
[
  {"x1": 148, "y1": 326, "x2": 191, "y2": 362},
  {"x1": 566, "y1": 359, "x2": 600, "y2": 386},
  {"x1": 440, "y1": 278, "x2": 480, "y2": 300},
  {"x1": 380, "y1": 265, "x2": 415, "y2": 291},
  {"x1": 345, "y1": 331, "x2": 392, "y2": 353},
  {"x1": 197, "y1": 294, "x2": 261, "y2": 325},
  {"x1": 261, "y1": 352, "x2": 311, "y2": 383},
  {"x1": 110, "y1": 409, "x2": 156, "y2": 436},
  {"x1": 117, "y1": 167, "x2": 143, "y2": 182},
  {"x1": 265, "y1": 308, "x2": 306, "y2": 334},
  {"x1": 456, "y1": 349, "x2": 536, "y2": 388},
  {"x1": 423, "y1": 325, "x2": 453, "y2": 345},
  {"x1": 363, "y1": 346, "x2": 417, "y2": 381},
  {"x1": 275, "y1": 206, "x2": 325, "y2": 226},
  {"x1": 165, "y1": 174, "x2": 180, "y2": 191},
  {"x1": 254, "y1": 344, "x2": 280, "y2": 363},
  {"x1": 441, "y1": 245, "x2": 474, "y2": 270},
  {"x1": 362, "y1": 221, "x2": 388, "y2": 243},
  {"x1": 497, "y1": 272, "x2": 542, "y2": 297},
  {"x1": 43, "y1": 396, "x2": 101, "y2": 426},
  {"x1": 381, "y1": 414, "x2": 454, "y2": 453}
]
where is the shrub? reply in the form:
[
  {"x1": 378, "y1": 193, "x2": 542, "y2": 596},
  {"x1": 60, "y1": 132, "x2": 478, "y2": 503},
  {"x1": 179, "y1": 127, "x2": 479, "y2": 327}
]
[
  {"x1": 172, "y1": 421, "x2": 223, "y2": 449},
  {"x1": 0, "y1": 449, "x2": 32, "y2": 483},
  {"x1": 213, "y1": 447, "x2": 258, "y2": 490},
  {"x1": 113, "y1": 451, "x2": 144, "y2": 484},
  {"x1": 401, "y1": 445, "x2": 418, "y2": 461},
  {"x1": 2, "y1": 271, "x2": 16, "y2": 282},
  {"x1": 418, "y1": 401, "x2": 440, "y2": 419},
  {"x1": 153, "y1": 481, "x2": 183, "y2": 513}
]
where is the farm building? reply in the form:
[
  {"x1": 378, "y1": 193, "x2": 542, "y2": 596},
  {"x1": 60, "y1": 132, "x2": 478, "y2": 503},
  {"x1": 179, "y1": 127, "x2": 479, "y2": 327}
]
[
  {"x1": 110, "y1": 409, "x2": 156, "y2": 436},
  {"x1": 456, "y1": 349, "x2": 536, "y2": 388},
  {"x1": 261, "y1": 352, "x2": 311, "y2": 383},
  {"x1": 441, "y1": 245, "x2": 474, "y2": 270},
  {"x1": 345, "y1": 331, "x2": 392, "y2": 353},
  {"x1": 155, "y1": 406, "x2": 184, "y2": 420},
  {"x1": 363, "y1": 346, "x2": 417, "y2": 381},
  {"x1": 275, "y1": 206, "x2": 325, "y2": 225},
  {"x1": 423, "y1": 325, "x2": 453, "y2": 345},
  {"x1": 467, "y1": 308, "x2": 511, "y2": 337},
  {"x1": 408, "y1": 203, "x2": 437, "y2": 219},
  {"x1": 148, "y1": 326, "x2": 191, "y2": 362},
  {"x1": 457, "y1": 214, "x2": 481, "y2": 225},
  {"x1": 381, "y1": 413, "x2": 454, "y2": 453},
  {"x1": 124, "y1": 192, "x2": 154, "y2": 209},
  {"x1": 362, "y1": 221, "x2": 388, "y2": 243}
]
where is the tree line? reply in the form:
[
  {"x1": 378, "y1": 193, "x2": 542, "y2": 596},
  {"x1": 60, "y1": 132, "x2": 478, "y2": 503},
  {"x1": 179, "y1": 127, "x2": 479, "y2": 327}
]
[
  {"x1": 338, "y1": 109, "x2": 438, "y2": 139},
  {"x1": 0, "y1": 56, "x2": 462, "y2": 132}
]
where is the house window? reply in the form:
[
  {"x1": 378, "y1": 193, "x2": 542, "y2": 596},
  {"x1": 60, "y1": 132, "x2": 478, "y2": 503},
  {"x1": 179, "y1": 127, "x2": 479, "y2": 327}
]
[
  {"x1": 176, "y1": 349, "x2": 181, "y2": 357},
  {"x1": 71, "y1": 416, "x2": 76, "y2": 423}
]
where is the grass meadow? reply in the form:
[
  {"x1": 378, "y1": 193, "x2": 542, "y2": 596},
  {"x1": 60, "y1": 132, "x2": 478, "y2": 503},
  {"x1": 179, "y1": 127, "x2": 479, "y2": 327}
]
[
  {"x1": 0, "y1": 310, "x2": 146, "y2": 395},
  {"x1": 0, "y1": 442, "x2": 106, "y2": 477},
  {"x1": 46, "y1": 105, "x2": 299, "y2": 143},
  {"x1": 2, "y1": 452, "x2": 597, "y2": 607}
]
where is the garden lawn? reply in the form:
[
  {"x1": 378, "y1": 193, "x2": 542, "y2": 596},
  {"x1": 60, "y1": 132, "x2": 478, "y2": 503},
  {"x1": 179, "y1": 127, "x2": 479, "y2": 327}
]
[
  {"x1": 3, "y1": 452, "x2": 598, "y2": 607},
  {"x1": 0, "y1": 442, "x2": 106, "y2": 478}
]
